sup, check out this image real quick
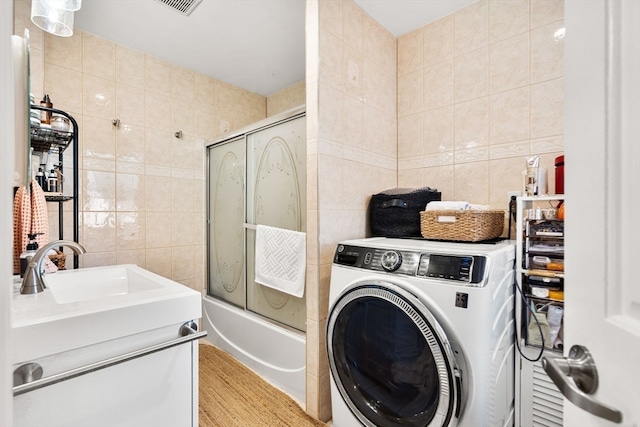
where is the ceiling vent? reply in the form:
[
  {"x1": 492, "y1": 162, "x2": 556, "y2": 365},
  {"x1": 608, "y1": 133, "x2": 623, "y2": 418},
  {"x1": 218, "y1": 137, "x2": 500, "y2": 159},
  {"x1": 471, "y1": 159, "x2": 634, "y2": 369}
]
[{"x1": 155, "y1": 0, "x2": 203, "y2": 16}]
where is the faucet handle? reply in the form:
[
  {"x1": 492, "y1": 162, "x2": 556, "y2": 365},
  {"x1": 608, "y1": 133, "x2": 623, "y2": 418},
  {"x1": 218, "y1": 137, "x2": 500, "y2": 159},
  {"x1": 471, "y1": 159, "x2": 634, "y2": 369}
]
[{"x1": 20, "y1": 259, "x2": 46, "y2": 295}]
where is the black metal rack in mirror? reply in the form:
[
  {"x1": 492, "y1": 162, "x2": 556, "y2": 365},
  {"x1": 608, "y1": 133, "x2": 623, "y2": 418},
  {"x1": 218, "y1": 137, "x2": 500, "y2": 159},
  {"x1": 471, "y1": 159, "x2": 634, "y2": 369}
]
[{"x1": 29, "y1": 105, "x2": 79, "y2": 269}]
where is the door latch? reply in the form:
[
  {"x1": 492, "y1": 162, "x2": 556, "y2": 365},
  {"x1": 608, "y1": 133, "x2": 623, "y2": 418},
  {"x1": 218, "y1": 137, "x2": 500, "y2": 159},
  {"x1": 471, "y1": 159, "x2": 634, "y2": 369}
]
[{"x1": 542, "y1": 344, "x2": 623, "y2": 423}]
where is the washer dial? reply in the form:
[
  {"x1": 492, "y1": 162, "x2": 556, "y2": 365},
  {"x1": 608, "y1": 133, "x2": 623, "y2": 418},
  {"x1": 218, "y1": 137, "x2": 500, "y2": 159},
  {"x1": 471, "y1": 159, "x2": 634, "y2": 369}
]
[{"x1": 380, "y1": 250, "x2": 402, "y2": 272}]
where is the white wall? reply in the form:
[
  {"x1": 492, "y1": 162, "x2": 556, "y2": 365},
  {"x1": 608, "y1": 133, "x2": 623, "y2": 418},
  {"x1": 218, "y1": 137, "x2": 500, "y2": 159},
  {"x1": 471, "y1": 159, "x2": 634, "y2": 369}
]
[{"x1": 1, "y1": 0, "x2": 15, "y2": 423}]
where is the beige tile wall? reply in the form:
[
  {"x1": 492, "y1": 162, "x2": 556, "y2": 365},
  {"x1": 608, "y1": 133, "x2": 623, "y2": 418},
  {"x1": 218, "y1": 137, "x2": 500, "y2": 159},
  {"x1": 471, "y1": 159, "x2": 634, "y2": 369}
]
[
  {"x1": 306, "y1": 0, "x2": 397, "y2": 420},
  {"x1": 309, "y1": 0, "x2": 564, "y2": 421},
  {"x1": 266, "y1": 80, "x2": 306, "y2": 116},
  {"x1": 397, "y1": 0, "x2": 565, "y2": 210},
  {"x1": 15, "y1": 0, "x2": 268, "y2": 292}
]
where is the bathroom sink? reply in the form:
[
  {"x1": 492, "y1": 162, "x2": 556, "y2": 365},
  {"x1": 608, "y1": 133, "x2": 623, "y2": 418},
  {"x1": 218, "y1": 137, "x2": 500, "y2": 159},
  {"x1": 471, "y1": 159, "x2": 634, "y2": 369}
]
[
  {"x1": 45, "y1": 265, "x2": 164, "y2": 304},
  {"x1": 12, "y1": 264, "x2": 201, "y2": 364}
]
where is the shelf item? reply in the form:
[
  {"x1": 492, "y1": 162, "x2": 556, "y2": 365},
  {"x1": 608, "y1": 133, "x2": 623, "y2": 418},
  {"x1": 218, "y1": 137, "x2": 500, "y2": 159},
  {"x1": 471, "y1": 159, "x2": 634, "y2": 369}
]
[
  {"x1": 523, "y1": 268, "x2": 564, "y2": 279},
  {"x1": 527, "y1": 275, "x2": 563, "y2": 300},
  {"x1": 525, "y1": 241, "x2": 564, "y2": 255},
  {"x1": 526, "y1": 219, "x2": 564, "y2": 237},
  {"x1": 30, "y1": 125, "x2": 73, "y2": 153},
  {"x1": 529, "y1": 286, "x2": 565, "y2": 300},
  {"x1": 525, "y1": 297, "x2": 564, "y2": 351},
  {"x1": 44, "y1": 194, "x2": 73, "y2": 202},
  {"x1": 525, "y1": 254, "x2": 564, "y2": 271}
]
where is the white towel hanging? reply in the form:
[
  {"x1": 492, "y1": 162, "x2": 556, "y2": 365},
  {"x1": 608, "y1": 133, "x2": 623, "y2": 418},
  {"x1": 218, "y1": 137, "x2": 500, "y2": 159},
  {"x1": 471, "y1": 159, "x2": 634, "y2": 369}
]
[{"x1": 254, "y1": 225, "x2": 306, "y2": 298}]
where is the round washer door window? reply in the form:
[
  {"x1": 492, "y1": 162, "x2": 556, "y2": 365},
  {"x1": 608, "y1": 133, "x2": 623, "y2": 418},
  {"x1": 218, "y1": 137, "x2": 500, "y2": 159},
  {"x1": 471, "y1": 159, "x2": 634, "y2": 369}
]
[{"x1": 327, "y1": 282, "x2": 463, "y2": 427}]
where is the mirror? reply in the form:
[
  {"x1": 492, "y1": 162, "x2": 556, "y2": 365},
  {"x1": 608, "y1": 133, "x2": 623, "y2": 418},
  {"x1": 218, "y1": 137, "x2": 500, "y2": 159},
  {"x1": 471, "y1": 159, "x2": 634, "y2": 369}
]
[
  {"x1": 11, "y1": 28, "x2": 30, "y2": 190},
  {"x1": 25, "y1": 28, "x2": 31, "y2": 189}
]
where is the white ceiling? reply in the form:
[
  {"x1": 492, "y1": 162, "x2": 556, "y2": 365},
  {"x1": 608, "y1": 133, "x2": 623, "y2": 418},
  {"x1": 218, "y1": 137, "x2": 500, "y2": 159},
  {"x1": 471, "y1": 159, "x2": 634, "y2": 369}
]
[{"x1": 74, "y1": 0, "x2": 475, "y2": 97}]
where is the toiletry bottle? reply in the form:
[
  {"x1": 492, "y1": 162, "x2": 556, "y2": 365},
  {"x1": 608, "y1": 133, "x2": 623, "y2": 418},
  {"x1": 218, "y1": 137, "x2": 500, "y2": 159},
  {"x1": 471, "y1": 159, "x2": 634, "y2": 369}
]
[
  {"x1": 55, "y1": 167, "x2": 63, "y2": 194},
  {"x1": 48, "y1": 169, "x2": 58, "y2": 193},
  {"x1": 40, "y1": 94, "x2": 52, "y2": 124},
  {"x1": 20, "y1": 233, "x2": 40, "y2": 278},
  {"x1": 554, "y1": 155, "x2": 565, "y2": 194},
  {"x1": 525, "y1": 156, "x2": 541, "y2": 196},
  {"x1": 36, "y1": 167, "x2": 47, "y2": 191},
  {"x1": 30, "y1": 93, "x2": 41, "y2": 127}
]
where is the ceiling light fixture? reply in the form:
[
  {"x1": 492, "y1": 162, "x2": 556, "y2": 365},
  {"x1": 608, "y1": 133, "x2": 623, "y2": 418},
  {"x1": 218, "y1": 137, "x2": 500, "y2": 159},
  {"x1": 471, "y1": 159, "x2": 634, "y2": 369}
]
[
  {"x1": 30, "y1": 0, "x2": 82, "y2": 38},
  {"x1": 57, "y1": 0, "x2": 82, "y2": 11}
]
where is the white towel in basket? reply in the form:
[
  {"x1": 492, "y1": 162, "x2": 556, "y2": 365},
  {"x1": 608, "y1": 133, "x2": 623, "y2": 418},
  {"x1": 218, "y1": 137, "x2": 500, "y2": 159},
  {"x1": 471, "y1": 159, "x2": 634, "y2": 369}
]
[
  {"x1": 425, "y1": 201, "x2": 491, "y2": 211},
  {"x1": 255, "y1": 225, "x2": 306, "y2": 298},
  {"x1": 426, "y1": 201, "x2": 470, "y2": 211}
]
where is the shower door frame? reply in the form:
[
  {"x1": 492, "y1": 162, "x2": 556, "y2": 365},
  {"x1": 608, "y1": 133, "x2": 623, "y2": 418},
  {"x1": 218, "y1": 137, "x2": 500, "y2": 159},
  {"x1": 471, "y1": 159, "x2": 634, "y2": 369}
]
[{"x1": 205, "y1": 106, "x2": 306, "y2": 333}]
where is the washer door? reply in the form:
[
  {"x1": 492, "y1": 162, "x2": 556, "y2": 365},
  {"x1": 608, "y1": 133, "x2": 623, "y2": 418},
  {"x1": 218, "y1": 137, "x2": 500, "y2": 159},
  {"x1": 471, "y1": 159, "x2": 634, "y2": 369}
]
[{"x1": 327, "y1": 281, "x2": 464, "y2": 427}]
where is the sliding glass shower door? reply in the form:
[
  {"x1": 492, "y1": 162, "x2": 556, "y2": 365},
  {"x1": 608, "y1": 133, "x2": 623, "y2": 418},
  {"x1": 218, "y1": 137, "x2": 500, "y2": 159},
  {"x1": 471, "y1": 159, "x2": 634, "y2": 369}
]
[
  {"x1": 246, "y1": 115, "x2": 306, "y2": 331},
  {"x1": 208, "y1": 136, "x2": 246, "y2": 308},
  {"x1": 207, "y1": 112, "x2": 306, "y2": 331}
]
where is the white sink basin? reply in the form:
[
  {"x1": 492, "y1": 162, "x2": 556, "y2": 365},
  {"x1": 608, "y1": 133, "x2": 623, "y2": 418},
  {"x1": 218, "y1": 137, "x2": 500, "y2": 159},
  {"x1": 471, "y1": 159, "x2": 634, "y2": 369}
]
[
  {"x1": 12, "y1": 264, "x2": 201, "y2": 364},
  {"x1": 45, "y1": 265, "x2": 164, "y2": 304}
]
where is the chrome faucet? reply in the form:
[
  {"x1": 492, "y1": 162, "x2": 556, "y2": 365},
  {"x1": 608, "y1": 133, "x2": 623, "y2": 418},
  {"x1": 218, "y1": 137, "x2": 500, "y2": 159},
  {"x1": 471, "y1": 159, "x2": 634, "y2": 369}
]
[{"x1": 21, "y1": 240, "x2": 86, "y2": 295}]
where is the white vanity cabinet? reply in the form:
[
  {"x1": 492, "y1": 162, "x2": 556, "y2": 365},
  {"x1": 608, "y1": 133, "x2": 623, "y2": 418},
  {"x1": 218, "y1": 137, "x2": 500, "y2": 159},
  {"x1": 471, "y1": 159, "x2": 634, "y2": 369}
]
[
  {"x1": 13, "y1": 324, "x2": 200, "y2": 427},
  {"x1": 11, "y1": 265, "x2": 204, "y2": 427}
]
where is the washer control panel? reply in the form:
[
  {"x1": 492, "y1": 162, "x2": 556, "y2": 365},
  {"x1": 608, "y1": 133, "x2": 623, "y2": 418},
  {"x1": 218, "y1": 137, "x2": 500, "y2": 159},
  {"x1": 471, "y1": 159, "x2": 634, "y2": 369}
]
[
  {"x1": 334, "y1": 244, "x2": 487, "y2": 284},
  {"x1": 380, "y1": 250, "x2": 403, "y2": 272}
]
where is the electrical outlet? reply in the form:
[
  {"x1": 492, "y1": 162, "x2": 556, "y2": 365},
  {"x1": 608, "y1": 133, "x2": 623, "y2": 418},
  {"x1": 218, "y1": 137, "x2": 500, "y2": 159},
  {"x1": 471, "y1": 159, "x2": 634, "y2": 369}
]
[{"x1": 506, "y1": 191, "x2": 520, "y2": 210}]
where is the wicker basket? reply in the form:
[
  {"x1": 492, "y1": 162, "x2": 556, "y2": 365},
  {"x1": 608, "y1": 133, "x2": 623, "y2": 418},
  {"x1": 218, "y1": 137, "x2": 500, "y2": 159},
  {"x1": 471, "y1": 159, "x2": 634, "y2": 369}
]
[
  {"x1": 48, "y1": 249, "x2": 67, "y2": 270},
  {"x1": 420, "y1": 210, "x2": 506, "y2": 242}
]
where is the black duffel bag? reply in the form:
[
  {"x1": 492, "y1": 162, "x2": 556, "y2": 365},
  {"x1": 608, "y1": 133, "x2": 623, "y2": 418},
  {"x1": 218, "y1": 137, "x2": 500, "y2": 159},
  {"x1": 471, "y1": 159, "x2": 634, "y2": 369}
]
[{"x1": 369, "y1": 187, "x2": 441, "y2": 237}]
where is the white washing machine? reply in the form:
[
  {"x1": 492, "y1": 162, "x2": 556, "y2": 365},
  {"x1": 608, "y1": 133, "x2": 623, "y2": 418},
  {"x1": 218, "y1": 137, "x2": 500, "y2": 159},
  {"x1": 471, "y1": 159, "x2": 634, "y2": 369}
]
[{"x1": 327, "y1": 237, "x2": 516, "y2": 427}]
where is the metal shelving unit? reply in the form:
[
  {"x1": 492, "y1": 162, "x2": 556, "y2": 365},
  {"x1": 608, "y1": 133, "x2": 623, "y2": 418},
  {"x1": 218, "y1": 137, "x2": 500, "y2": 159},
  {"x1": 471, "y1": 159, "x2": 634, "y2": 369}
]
[{"x1": 30, "y1": 105, "x2": 79, "y2": 269}]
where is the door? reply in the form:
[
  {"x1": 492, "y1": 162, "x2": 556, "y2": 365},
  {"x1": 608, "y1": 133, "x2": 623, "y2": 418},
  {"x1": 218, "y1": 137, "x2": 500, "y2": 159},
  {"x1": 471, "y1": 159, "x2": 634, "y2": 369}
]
[
  {"x1": 207, "y1": 137, "x2": 246, "y2": 308},
  {"x1": 206, "y1": 112, "x2": 307, "y2": 331},
  {"x1": 246, "y1": 115, "x2": 306, "y2": 330},
  {"x1": 558, "y1": 1, "x2": 639, "y2": 425}
]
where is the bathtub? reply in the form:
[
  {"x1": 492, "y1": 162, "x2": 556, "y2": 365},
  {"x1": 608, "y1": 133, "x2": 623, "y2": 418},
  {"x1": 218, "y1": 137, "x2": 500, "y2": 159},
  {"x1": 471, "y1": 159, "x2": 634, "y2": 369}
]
[{"x1": 201, "y1": 295, "x2": 306, "y2": 404}]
